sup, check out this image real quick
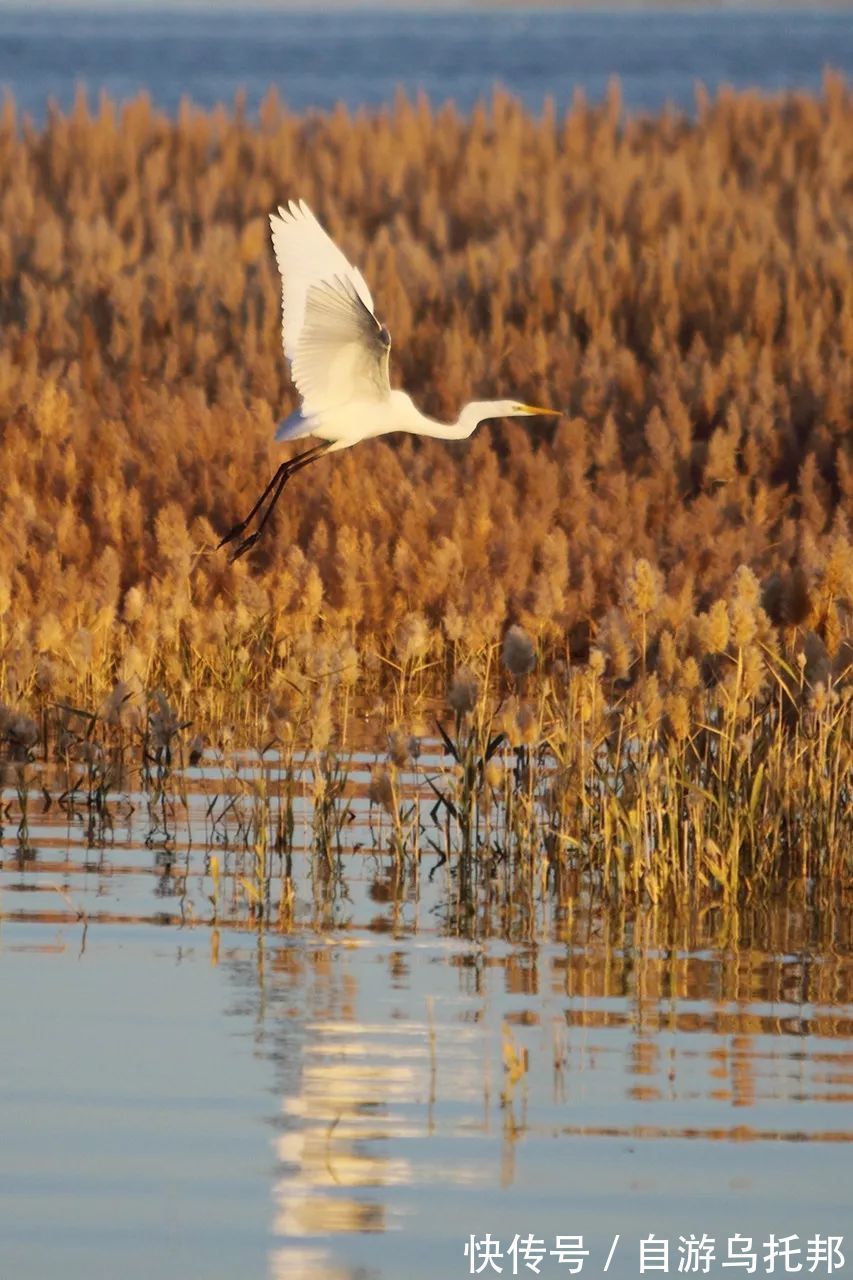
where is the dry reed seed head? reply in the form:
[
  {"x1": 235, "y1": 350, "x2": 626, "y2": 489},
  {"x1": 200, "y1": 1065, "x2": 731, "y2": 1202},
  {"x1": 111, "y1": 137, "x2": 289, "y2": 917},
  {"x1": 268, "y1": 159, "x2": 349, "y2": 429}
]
[
  {"x1": 645, "y1": 751, "x2": 662, "y2": 786},
  {"x1": 808, "y1": 681, "x2": 833, "y2": 716},
  {"x1": 665, "y1": 691, "x2": 691, "y2": 742},
  {"x1": 98, "y1": 678, "x2": 133, "y2": 726},
  {"x1": 395, "y1": 613, "x2": 431, "y2": 667},
  {"x1": 605, "y1": 614, "x2": 635, "y2": 681},
  {"x1": 588, "y1": 649, "x2": 606, "y2": 679},
  {"x1": 304, "y1": 639, "x2": 342, "y2": 683},
  {"x1": 821, "y1": 535, "x2": 853, "y2": 600},
  {"x1": 70, "y1": 628, "x2": 94, "y2": 670},
  {"x1": 576, "y1": 671, "x2": 600, "y2": 725},
  {"x1": 337, "y1": 643, "x2": 360, "y2": 686},
  {"x1": 823, "y1": 602, "x2": 844, "y2": 658},
  {"x1": 448, "y1": 665, "x2": 480, "y2": 716},
  {"x1": 484, "y1": 758, "x2": 505, "y2": 789},
  {"x1": 732, "y1": 564, "x2": 762, "y2": 607},
  {"x1": 149, "y1": 689, "x2": 181, "y2": 749},
  {"x1": 516, "y1": 701, "x2": 541, "y2": 746},
  {"x1": 118, "y1": 646, "x2": 148, "y2": 689},
  {"x1": 121, "y1": 586, "x2": 144, "y2": 624},
  {"x1": 442, "y1": 606, "x2": 466, "y2": 645},
  {"x1": 502, "y1": 624, "x2": 536, "y2": 678},
  {"x1": 549, "y1": 657, "x2": 569, "y2": 687},
  {"x1": 801, "y1": 630, "x2": 831, "y2": 687},
  {"x1": 34, "y1": 655, "x2": 55, "y2": 693},
  {"x1": 35, "y1": 612, "x2": 65, "y2": 654},
  {"x1": 679, "y1": 655, "x2": 702, "y2": 692},
  {"x1": 272, "y1": 666, "x2": 309, "y2": 699},
  {"x1": 3, "y1": 665, "x2": 23, "y2": 705},
  {"x1": 34, "y1": 380, "x2": 70, "y2": 438},
  {"x1": 625, "y1": 557, "x2": 662, "y2": 619},
  {"x1": 657, "y1": 630, "x2": 678, "y2": 684},
  {"x1": 638, "y1": 673, "x2": 663, "y2": 731},
  {"x1": 497, "y1": 695, "x2": 521, "y2": 746},
  {"x1": 310, "y1": 687, "x2": 333, "y2": 752},
  {"x1": 265, "y1": 697, "x2": 295, "y2": 743},
  {"x1": 697, "y1": 599, "x2": 730, "y2": 655},
  {"x1": 388, "y1": 727, "x2": 419, "y2": 768},
  {"x1": 368, "y1": 763, "x2": 396, "y2": 813},
  {"x1": 729, "y1": 596, "x2": 758, "y2": 649},
  {"x1": 741, "y1": 643, "x2": 766, "y2": 700}
]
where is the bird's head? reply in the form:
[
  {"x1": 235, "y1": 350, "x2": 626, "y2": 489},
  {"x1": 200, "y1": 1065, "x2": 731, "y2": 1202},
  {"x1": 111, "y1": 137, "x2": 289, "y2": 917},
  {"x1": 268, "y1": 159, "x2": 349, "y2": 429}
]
[
  {"x1": 471, "y1": 399, "x2": 562, "y2": 423},
  {"x1": 509, "y1": 401, "x2": 562, "y2": 419}
]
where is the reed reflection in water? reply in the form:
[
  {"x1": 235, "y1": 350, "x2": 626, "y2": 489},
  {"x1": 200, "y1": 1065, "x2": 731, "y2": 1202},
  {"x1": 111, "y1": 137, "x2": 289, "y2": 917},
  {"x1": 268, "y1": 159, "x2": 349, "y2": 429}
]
[
  {"x1": 0, "y1": 752, "x2": 851, "y2": 1280},
  {"x1": 234, "y1": 914, "x2": 852, "y2": 1279}
]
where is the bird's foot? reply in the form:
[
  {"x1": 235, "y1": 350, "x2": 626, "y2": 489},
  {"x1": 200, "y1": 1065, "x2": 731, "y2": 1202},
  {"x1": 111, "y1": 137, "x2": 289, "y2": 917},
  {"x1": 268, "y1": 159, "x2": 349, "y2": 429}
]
[
  {"x1": 217, "y1": 519, "x2": 249, "y2": 549},
  {"x1": 229, "y1": 531, "x2": 261, "y2": 562}
]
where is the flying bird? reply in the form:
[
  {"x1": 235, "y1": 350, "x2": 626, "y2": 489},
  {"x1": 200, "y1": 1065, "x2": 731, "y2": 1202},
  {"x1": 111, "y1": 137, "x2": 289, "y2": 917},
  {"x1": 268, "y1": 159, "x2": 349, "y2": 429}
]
[{"x1": 219, "y1": 200, "x2": 560, "y2": 559}]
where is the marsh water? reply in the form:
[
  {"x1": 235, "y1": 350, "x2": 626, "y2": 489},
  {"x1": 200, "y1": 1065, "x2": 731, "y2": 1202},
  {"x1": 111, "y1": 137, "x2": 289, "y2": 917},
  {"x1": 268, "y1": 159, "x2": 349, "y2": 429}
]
[
  {"x1": 2, "y1": 8, "x2": 852, "y2": 1274},
  {"x1": 1, "y1": 8, "x2": 852, "y2": 121},
  {"x1": 1, "y1": 749, "x2": 851, "y2": 1279}
]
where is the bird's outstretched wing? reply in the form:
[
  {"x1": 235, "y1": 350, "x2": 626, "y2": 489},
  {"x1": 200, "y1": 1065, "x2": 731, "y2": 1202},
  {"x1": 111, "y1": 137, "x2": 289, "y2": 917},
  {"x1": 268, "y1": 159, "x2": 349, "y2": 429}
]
[
  {"x1": 270, "y1": 200, "x2": 391, "y2": 415},
  {"x1": 292, "y1": 275, "x2": 391, "y2": 415}
]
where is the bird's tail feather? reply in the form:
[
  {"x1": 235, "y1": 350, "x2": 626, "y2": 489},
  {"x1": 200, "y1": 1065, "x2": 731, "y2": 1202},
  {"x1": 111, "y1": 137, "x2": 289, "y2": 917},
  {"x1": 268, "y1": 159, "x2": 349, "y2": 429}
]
[{"x1": 275, "y1": 409, "x2": 319, "y2": 443}]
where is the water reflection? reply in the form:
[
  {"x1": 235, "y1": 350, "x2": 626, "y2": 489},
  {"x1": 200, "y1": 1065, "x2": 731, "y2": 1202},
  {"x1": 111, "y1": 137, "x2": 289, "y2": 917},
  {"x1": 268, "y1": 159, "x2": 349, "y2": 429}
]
[
  {"x1": 2, "y1": 761, "x2": 852, "y2": 1280},
  {"x1": 205, "y1": 908, "x2": 853, "y2": 1279}
]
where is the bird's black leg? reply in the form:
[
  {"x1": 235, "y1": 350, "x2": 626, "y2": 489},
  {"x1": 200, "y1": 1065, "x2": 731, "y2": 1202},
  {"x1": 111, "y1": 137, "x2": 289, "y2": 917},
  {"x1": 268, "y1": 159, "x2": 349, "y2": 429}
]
[
  {"x1": 217, "y1": 463, "x2": 287, "y2": 549},
  {"x1": 227, "y1": 442, "x2": 332, "y2": 562},
  {"x1": 218, "y1": 442, "x2": 329, "y2": 555}
]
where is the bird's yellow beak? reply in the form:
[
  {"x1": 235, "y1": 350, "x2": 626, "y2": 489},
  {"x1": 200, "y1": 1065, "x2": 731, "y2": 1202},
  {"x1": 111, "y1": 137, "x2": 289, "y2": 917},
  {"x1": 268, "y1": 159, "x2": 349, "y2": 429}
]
[{"x1": 519, "y1": 403, "x2": 562, "y2": 417}]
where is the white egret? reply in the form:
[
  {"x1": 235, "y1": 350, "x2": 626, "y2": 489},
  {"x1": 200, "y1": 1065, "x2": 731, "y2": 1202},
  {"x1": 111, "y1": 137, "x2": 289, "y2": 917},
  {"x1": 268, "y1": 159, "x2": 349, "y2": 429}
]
[{"x1": 219, "y1": 199, "x2": 560, "y2": 559}]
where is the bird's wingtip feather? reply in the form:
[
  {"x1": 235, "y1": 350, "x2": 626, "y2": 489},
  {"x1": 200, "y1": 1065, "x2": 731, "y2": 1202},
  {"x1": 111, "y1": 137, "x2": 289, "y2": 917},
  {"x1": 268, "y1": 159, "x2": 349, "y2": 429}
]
[{"x1": 270, "y1": 199, "x2": 314, "y2": 229}]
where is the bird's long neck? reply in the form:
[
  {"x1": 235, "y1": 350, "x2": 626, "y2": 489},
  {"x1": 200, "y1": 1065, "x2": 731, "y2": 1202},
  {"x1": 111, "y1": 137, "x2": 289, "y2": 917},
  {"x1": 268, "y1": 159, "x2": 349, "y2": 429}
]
[{"x1": 399, "y1": 397, "x2": 508, "y2": 441}]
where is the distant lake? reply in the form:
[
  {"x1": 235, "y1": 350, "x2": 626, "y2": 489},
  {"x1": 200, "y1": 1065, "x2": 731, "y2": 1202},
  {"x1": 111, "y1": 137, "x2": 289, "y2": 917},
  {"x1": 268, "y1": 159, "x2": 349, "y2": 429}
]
[{"x1": 0, "y1": 7, "x2": 851, "y2": 120}]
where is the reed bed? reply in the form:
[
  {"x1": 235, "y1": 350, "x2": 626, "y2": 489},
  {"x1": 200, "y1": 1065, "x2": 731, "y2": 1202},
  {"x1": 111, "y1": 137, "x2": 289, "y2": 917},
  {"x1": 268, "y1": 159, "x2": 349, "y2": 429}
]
[{"x1": 0, "y1": 82, "x2": 851, "y2": 904}]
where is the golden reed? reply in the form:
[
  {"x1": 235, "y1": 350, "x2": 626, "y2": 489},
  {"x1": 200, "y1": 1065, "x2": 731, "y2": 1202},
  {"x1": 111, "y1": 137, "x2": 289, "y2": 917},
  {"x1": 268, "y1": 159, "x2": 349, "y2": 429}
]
[{"x1": 0, "y1": 82, "x2": 850, "y2": 893}]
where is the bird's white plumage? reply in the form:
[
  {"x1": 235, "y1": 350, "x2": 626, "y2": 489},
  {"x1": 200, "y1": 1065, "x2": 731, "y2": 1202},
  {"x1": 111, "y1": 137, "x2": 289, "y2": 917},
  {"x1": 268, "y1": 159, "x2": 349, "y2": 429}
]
[
  {"x1": 270, "y1": 200, "x2": 375, "y2": 366},
  {"x1": 270, "y1": 200, "x2": 391, "y2": 427},
  {"x1": 220, "y1": 200, "x2": 559, "y2": 559},
  {"x1": 267, "y1": 199, "x2": 558, "y2": 450},
  {"x1": 292, "y1": 275, "x2": 391, "y2": 416}
]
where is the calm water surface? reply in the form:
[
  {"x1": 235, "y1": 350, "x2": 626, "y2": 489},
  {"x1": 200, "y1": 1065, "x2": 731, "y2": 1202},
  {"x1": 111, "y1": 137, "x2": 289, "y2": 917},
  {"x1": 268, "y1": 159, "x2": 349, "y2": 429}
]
[
  {"x1": 1, "y1": 751, "x2": 851, "y2": 1278},
  {"x1": 2, "y1": 10, "x2": 851, "y2": 1274},
  {"x1": 0, "y1": 8, "x2": 851, "y2": 120}
]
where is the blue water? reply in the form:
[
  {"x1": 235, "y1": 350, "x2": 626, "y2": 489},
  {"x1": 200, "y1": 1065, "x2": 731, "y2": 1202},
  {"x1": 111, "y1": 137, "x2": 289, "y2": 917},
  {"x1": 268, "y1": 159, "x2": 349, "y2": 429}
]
[
  {"x1": 2, "y1": 760, "x2": 852, "y2": 1279},
  {"x1": 3, "y1": 920, "x2": 851, "y2": 1280},
  {"x1": 0, "y1": 7, "x2": 850, "y2": 120}
]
